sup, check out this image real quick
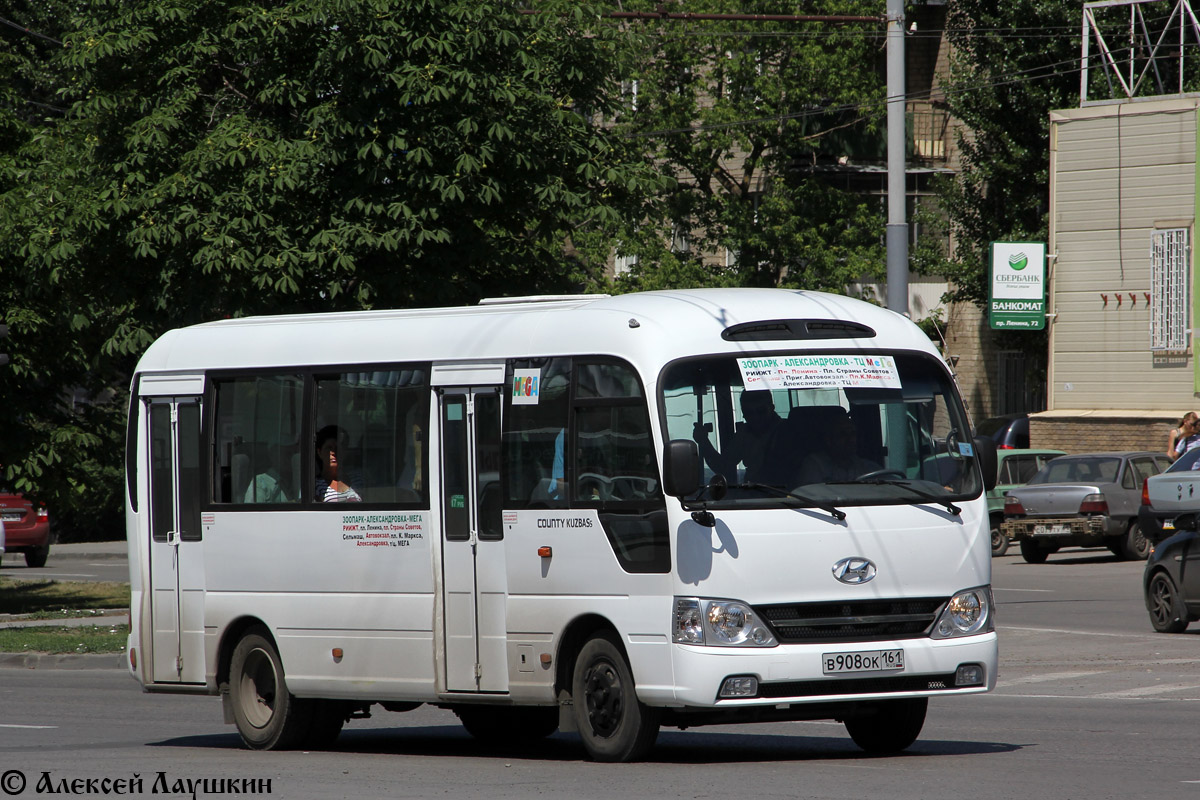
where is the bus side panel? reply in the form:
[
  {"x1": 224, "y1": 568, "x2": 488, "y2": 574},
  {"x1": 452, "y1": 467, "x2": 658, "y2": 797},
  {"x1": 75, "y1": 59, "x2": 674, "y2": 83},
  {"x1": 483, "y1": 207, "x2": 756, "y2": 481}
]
[
  {"x1": 502, "y1": 510, "x2": 677, "y2": 705},
  {"x1": 200, "y1": 511, "x2": 437, "y2": 701}
]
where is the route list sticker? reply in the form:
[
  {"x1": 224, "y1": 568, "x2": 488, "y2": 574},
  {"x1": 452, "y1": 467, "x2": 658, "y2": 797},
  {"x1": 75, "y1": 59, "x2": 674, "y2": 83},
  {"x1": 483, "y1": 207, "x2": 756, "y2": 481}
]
[
  {"x1": 341, "y1": 512, "x2": 427, "y2": 548},
  {"x1": 737, "y1": 355, "x2": 901, "y2": 391}
]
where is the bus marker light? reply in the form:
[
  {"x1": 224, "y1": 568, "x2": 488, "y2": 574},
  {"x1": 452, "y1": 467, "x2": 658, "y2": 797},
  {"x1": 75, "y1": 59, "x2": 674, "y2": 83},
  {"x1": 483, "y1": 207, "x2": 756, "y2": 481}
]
[
  {"x1": 538, "y1": 546, "x2": 552, "y2": 558},
  {"x1": 130, "y1": 648, "x2": 136, "y2": 670},
  {"x1": 540, "y1": 653, "x2": 552, "y2": 666},
  {"x1": 332, "y1": 648, "x2": 344, "y2": 662}
]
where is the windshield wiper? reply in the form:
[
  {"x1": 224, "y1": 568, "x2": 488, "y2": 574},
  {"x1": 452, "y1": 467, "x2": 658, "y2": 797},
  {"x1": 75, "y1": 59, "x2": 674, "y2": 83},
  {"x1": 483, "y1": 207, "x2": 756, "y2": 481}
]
[
  {"x1": 734, "y1": 482, "x2": 846, "y2": 521},
  {"x1": 828, "y1": 478, "x2": 961, "y2": 516}
]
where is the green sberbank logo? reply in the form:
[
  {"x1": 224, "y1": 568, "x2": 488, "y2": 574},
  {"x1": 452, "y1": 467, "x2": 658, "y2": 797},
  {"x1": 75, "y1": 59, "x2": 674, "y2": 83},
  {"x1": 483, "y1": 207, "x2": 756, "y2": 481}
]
[{"x1": 1008, "y1": 252, "x2": 1028, "y2": 271}]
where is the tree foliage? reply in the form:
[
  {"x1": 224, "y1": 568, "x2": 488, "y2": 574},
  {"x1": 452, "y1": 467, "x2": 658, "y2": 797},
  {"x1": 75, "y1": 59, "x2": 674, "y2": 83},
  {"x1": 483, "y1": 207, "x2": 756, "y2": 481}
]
[
  {"x1": 578, "y1": 0, "x2": 889, "y2": 294},
  {"x1": 931, "y1": 0, "x2": 1081, "y2": 306},
  {"x1": 0, "y1": 0, "x2": 663, "y2": 537}
]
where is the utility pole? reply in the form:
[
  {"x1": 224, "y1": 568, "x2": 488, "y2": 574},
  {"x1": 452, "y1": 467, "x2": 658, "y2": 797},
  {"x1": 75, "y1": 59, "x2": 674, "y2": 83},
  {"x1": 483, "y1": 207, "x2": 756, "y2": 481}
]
[{"x1": 885, "y1": 0, "x2": 908, "y2": 316}]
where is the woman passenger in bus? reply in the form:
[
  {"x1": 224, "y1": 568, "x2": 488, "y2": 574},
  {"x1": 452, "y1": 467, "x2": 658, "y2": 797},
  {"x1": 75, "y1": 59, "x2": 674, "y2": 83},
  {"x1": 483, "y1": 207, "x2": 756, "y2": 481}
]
[{"x1": 315, "y1": 425, "x2": 362, "y2": 503}]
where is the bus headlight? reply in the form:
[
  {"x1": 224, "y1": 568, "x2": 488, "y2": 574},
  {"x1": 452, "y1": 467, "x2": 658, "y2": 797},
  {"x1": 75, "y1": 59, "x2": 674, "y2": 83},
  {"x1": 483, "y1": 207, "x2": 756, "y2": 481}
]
[
  {"x1": 931, "y1": 586, "x2": 993, "y2": 639},
  {"x1": 673, "y1": 597, "x2": 777, "y2": 647}
]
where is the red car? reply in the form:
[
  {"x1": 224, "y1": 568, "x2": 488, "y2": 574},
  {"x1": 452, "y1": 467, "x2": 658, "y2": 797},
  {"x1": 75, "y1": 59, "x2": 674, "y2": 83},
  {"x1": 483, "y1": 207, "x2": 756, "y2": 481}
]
[{"x1": 0, "y1": 491, "x2": 50, "y2": 567}]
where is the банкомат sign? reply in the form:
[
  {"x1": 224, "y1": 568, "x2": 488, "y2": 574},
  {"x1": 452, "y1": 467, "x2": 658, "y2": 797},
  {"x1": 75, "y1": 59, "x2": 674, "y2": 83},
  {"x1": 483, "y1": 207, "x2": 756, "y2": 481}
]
[{"x1": 989, "y1": 241, "x2": 1046, "y2": 330}]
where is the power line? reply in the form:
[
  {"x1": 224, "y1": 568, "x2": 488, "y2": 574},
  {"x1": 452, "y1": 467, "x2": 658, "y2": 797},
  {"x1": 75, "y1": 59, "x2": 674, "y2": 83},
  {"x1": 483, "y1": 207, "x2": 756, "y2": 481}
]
[
  {"x1": 0, "y1": 15, "x2": 64, "y2": 46},
  {"x1": 622, "y1": 45, "x2": 1105, "y2": 140}
]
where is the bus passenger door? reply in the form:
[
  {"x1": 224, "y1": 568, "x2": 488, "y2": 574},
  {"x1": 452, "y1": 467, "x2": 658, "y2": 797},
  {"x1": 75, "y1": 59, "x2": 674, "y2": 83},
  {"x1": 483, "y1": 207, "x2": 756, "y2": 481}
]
[
  {"x1": 146, "y1": 397, "x2": 205, "y2": 684},
  {"x1": 440, "y1": 388, "x2": 509, "y2": 693}
]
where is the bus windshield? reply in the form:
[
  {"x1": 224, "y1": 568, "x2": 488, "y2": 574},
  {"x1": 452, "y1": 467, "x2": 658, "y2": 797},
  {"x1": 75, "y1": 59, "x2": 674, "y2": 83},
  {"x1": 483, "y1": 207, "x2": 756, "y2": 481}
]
[{"x1": 660, "y1": 352, "x2": 980, "y2": 508}]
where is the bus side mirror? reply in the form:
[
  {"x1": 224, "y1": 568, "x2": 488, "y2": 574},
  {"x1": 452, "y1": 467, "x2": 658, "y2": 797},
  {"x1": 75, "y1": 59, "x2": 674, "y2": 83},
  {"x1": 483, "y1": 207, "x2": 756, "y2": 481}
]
[
  {"x1": 663, "y1": 439, "x2": 702, "y2": 498},
  {"x1": 974, "y1": 435, "x2": 998, "y2": 491}
]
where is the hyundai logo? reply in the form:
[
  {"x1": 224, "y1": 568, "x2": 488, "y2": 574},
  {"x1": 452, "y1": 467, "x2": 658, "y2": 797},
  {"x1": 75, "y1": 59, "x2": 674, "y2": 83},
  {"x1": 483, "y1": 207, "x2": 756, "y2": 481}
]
[{"x1": 832, "y1": 557, "x2": 877, "y2": 584}]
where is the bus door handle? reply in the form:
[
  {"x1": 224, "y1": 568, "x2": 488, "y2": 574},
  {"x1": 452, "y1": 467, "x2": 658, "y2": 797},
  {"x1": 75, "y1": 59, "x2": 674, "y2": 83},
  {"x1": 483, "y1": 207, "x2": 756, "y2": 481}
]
[{"x1": 166, "y1": 529, "x2": 180, "y2": 548}]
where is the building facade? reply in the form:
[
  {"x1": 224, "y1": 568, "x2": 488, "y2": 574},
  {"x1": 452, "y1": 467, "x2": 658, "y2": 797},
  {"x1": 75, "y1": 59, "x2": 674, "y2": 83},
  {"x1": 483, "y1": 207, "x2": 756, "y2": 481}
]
[{"x1": 1039, "y1": 97, "x2": 1200, "y2": 453}]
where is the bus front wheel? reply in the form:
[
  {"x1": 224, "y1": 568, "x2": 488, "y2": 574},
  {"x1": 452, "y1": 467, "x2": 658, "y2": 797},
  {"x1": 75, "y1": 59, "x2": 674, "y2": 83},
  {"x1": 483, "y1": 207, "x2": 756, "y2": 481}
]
[
  {"x1": 844, "y1": 697, "x2": 928, "y2": 754},
  {"x1": 571, "y1": 633, "x2": 659, "y2": 762},
  {"x1": 229, "y1": 629, "x2": 312, "y2": 750}
]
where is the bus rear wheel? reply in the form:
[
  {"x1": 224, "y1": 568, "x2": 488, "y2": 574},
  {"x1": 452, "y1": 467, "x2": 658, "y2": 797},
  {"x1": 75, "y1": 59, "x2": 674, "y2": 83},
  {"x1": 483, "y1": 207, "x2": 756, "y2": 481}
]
[
  {"x1": 844, "y1": 697, "x2": 928, "y2": 754},
  {"x1": 229, "y1": 629, "x2": 312, "y2": 750},
  {"x1": 571, "y1": 633, "x2": 659, "y2": 762}
]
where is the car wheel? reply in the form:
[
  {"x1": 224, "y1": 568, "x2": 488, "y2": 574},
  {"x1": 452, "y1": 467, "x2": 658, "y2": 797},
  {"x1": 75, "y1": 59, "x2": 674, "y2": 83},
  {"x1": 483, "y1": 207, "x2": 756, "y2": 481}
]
[
  {"x1": 1121, "y1": 522, "x2": 1151, "y2": 560},
  {"x1": 24, "y1": 545, "x2": 48, "y2": 569},
  {"x1": 1146, "y1": 571, "x2": 1189, "y2": 633},
  {"x1": 1019, "y1": 538, "x2": 1049, "y2": 564},
  {"x1": 991, "y1": 520, "x2": 1008, "y2": 557},
  {"x1": 228, "y1": 628, "x2": 312, "y2": 750},
  {"x1": 844, "y1": 698, "x2": 928, "y2": 754},
  {"x1": 572, "y1": 632, "x2": 659, "y2": 762}
]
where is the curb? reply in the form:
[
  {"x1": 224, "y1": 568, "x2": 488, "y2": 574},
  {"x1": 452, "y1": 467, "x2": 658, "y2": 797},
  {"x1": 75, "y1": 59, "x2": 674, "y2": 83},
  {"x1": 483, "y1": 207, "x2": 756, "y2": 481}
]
[
  {"x1": 0, "y1": 613, "x2": 127, "y2": 628},
  {"x1": 0, "y1": 652, "x2": 126, "y2": 670},
  {"x1": 49, "y1": 552, "x2": 128, "y2": 561}
]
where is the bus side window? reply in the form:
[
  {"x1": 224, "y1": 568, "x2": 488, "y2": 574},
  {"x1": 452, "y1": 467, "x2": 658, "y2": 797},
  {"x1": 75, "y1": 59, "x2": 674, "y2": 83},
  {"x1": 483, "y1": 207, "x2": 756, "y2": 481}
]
[
  {"x1": 573, "y1": 361, "x2": 662, "y2": 504},
  {"x1": 211, "y1": 375, "x2": 303, "y2": 504},
  {"x1": 313, "y1": 369, "x2": 430, "y2": 506},
  {"x1": 504, "y1": 358, "x2": 571, "y2": 509}
]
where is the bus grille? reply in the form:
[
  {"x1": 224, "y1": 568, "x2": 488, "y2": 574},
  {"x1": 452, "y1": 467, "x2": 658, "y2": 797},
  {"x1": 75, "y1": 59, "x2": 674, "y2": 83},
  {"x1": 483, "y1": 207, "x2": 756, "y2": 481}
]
[
  {"x1": 754, "y1": 597, "x2": 947, "y2": 644},
  {"x1": 757, "y1": 672, "x2": 960, "y2": 699}
]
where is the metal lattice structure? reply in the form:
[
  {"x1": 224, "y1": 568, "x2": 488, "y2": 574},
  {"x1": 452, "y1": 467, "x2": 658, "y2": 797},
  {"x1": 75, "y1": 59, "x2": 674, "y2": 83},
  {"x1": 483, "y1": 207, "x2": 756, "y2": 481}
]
[{"x1": 1082, "y1": 0, "x2": 1200, "y2": 105}]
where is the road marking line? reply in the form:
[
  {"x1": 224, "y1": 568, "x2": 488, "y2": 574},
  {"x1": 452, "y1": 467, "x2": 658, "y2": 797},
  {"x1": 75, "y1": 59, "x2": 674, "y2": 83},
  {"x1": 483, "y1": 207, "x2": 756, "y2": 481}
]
[
  {"x1": 1000, "y1": 625, "x2": 1161, "y2": 639},
  {"x1": 999, "y1": 671, "x2": 1106, "y2": 686},
  {"x1": 994, "y1": 587, "x2": 1054, "y2": 592},
  {"x1": 993, "y1": 692, "x2": 1200, "y2": 701},
  {"x1": 1093, "y1": 683, "x2": 1200, "y2": 699},
  {"x1": 18, "y1": 572, "x2": 96, "y2": 579},
  {"x1": 0, "y1": 724, "x2": 57, "y2": 729}
]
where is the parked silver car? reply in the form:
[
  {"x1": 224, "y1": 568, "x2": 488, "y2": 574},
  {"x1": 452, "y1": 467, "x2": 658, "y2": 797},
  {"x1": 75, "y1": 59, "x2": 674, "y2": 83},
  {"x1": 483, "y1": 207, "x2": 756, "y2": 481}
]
[
  {"x1": 1138, "y1": 446, "x2": 1200, "y2": 543},
  {"x1": 1001, "y1": 451, "x2": 1170, "y2": 563}
]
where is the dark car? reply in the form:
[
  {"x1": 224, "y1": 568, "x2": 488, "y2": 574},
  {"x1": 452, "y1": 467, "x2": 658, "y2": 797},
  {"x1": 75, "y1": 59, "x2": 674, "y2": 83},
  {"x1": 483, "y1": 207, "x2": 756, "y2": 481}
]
[
  {"x1": 1144, "y1": 510, "x2": 1200, "y2": 632},
  {"x1": 0, "y1": 490, "x2": 50, "y2": 567},
  {"x1": 976, "y1": 413, "x2": 1030, "y2": 450}
]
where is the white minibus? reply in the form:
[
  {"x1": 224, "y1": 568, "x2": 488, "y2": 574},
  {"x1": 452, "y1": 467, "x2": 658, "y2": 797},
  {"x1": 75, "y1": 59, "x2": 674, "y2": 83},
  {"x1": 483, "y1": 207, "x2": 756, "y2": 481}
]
[{"x1": 124, "y1": 288, "x2": 998, "y2": 762}]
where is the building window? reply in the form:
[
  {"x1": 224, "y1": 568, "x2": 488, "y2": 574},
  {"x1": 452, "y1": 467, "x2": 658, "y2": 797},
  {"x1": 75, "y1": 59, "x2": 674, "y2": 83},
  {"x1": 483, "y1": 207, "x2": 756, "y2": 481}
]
[
  {"x1": 1150, "y1": 228, "x2": 1190, "y2": 352},
  {"x1": 996, "y1": 350, "x2": 1026, "y2": 416},
  {"x1": 614, "y1": 246, "x2": 638, "y2": 276},
  {"x1": 671, "y1": 224, "x2": 690, "y2": 255}
]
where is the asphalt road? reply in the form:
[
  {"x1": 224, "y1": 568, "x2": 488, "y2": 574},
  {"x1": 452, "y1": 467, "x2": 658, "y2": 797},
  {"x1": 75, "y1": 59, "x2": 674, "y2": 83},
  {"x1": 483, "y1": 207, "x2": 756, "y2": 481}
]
[
  {"x1": 1, "y1": 545, "x2": 1198, "y2": 799},
  {"x1": 0, "y1": 541, "x2": 128, "y2": 583}
]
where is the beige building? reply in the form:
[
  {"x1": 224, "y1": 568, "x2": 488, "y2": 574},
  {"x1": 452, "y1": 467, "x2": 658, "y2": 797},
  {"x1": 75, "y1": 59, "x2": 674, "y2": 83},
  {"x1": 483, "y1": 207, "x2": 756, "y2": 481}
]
[{"x1": 1038, "y1": 97, "x2": 1200, "y2": 453}]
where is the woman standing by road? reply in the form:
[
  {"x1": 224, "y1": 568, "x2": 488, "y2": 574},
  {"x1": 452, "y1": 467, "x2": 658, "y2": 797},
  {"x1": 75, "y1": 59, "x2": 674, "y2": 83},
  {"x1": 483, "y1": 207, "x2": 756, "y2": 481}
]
[{"x1": 1168, "y1": 412, "x2": 1200, "y2": 460}]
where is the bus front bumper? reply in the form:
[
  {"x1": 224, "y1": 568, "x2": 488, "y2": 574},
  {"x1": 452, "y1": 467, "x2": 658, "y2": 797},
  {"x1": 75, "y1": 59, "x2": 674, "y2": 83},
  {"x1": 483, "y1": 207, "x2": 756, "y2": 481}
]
[{"x1": 653, "y1": 632, "x2": 997, "y2": 709}]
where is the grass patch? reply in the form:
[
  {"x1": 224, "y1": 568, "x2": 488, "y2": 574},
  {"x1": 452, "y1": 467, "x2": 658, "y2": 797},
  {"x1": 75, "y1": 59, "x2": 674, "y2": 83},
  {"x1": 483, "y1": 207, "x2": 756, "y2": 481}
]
[
  {"x1": 0, "y1": 577, "x2": 130, "y2": 616},
  {"x1": 0, "y1": 624, "x2": 128, "y2": 654}
]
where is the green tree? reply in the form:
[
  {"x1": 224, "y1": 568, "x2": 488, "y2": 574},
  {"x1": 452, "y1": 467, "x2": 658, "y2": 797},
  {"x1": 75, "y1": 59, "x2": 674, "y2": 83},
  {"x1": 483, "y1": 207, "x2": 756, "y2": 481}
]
[
  {"x1": 0, "y1": 0, "x2": 663, "y2": 538},
  {"x1": 579, "y1": 0, "x2": 889, "y2": 294},
  {"x1": 930, "y1": 0, "x2": 1081, "y2": 305}
]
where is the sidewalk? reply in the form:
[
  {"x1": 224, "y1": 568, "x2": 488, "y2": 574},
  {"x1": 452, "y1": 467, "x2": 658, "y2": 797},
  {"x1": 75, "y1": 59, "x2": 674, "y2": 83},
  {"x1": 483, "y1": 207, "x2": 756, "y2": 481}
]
[
  {"x1": 42, "y1": 540, "x2": 129, "y2": 559},
  {"x1": 1, "y1": 539, "x2": 130, "y2": 669}
]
